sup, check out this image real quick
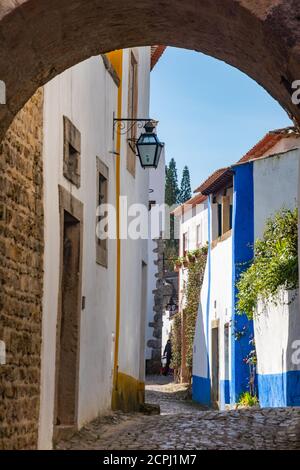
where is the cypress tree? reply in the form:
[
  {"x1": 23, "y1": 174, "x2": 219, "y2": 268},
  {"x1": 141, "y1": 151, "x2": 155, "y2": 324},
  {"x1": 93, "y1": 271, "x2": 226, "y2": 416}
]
[
  {"x1": 165, "y1": 158, "x2": 179, "y2": 206},
  {"x1": 164, "y1": 158, "x2": 180, "y2": 271},
  {"x1": 179, "y1": 166, "x2": 192, "y2": 204}
]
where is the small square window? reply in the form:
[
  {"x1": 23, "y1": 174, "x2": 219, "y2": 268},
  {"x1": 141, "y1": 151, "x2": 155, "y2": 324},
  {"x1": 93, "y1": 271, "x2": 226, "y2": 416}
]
[
  {"x1": 148, "y1": 200, "x2": 156, "y2": 211},
  {"x1": 63, "y1": 116, "x2": 81, "y2": 188},
  {"x1": 96, "y1": 157, "x2": 109, "y2": 268}
]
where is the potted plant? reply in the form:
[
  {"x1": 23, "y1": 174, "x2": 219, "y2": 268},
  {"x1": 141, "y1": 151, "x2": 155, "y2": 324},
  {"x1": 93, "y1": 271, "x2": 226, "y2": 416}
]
[
  {"x1": 187, "y1": 251, "x2": 195, "y2": 263},
  {"x1": 174, "y1": 258, "x2": 182, "y2": 272},
  {"x1": 193, "y1": 248, "x2": 202, "y2": 260}
]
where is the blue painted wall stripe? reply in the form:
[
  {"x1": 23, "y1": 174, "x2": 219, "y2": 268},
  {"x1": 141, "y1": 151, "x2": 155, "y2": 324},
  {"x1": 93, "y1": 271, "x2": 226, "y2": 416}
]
[
  {"x1": 220, "y1": 379, "x2": 230, "y2": 409},
  {"x1": 258, "y1": 371, "x2": 300, "y2": 407},
  {"x1": 231, "y1": 162, "x2": 255, "y2": 404},
  {"x1": 192, "y1": 375, "x2": 211, "y2": 407}
]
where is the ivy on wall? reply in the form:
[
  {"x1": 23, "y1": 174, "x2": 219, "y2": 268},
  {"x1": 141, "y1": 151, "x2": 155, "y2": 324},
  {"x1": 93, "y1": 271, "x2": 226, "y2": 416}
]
[
  {"x1": 236, "y1": 208, "x2": 298, "y2": 320},
  {"x1": 184, "y1": 247, "x2": 207, "y2": 375},
  {"x1": 170, "y1": 312, "x2": 181, "y2": 382},
  {"x1": 172, "y1": 246, "x2": 208, "y2": 382}
]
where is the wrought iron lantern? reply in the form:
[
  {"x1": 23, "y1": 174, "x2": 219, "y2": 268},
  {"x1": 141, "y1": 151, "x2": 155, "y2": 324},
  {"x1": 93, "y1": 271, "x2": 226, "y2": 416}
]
[
  {"x1": 113, "y1": 117, "x2": 164, "y2": 169},
  {"x1": 136, "y1": 121, "x2": 164, "y2": 169}
]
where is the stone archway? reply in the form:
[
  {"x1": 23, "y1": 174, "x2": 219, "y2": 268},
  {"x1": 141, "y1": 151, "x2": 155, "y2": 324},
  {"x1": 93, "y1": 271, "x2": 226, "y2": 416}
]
[
  {"x1": 0, "y1": 0, "x2": 300, "y2": 140},
  {"x1": 1, "y1": 0, "x2": 300, "y2": 450}
]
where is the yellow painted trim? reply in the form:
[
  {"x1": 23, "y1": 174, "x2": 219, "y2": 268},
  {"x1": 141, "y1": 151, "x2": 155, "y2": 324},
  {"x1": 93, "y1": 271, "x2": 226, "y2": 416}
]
[
  {"x1": 112, "y1": 372, "x2": 145, "y2": 412},
  {"x1": 111, "y1": 50, "x2": 145, "y2": 413},
  {"x1": 106, "y1": 51, "x2": 123, "y2": 79},
  {"x1": 112, "y1": 50, "x2": 123, "y2": 405}
]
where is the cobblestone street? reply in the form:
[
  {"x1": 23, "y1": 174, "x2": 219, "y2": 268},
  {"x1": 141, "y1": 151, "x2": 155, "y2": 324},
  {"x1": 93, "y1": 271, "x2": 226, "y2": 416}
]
[{"x1": 56, "y1": 377, "x2": 300, "y2": 450}]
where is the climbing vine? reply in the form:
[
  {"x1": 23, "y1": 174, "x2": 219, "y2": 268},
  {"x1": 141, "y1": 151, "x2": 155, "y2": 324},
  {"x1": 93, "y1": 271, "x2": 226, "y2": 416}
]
[
  {"x1": 236, "y1": 208, "x2": 298, "y2": 320},
  {"x1": 170, "y1": 312, "x2": 181, "y2": 382},
  {"x1": 184, "y1": 246, "x2": 208, "y2": 376},
  {"x1": 171, "y1": 246, "x2": 208, "y2": 382}
]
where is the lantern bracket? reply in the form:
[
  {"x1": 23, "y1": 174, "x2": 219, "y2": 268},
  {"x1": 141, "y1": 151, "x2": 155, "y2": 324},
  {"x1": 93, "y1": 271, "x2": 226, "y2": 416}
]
[
  {"x1": 113, "y1": 117, "x2": 157, "y2": 139},
  {"x1": 112, "y1": 115, "x2": 163, "y2": 169}
]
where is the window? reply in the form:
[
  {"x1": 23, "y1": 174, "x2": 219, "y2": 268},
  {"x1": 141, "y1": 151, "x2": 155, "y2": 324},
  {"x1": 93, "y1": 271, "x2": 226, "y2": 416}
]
[
  {"x1": 148, "y1": 200, "x2": 156, "y2": 211},
  {"x1": 221, "y1": 195, "x2": 231, "y2": 234},
  {"x1": 217, "y1": 204, "x2": 222, "y2": 238},
  {"x1": 196, "y1": 224, "x2": 202, "y2": 247},
  {"x1": 183, "y1": 232, "x2": 188, "y2": 255},
  {"x1": 127, "y1": 51, "x2": 138, "y2": 177},
  {"x1": 63, "y1": 116, "x2": 81, "y2": 188},
  {"x1": 96, "y1": 157, "x2": 109, "y2": 267}
]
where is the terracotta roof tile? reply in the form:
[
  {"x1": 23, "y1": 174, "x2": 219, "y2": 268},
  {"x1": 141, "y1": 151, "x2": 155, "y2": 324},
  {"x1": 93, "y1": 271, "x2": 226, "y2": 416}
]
[
  {"x1": 193, "y1": 168, "x2": 232, "y2": 195},
  {"x1": 237, "y1": 127, "x2": 298, "y2": 164},
  {"x1": 151, "y1": 46, "x2": 167, "y2": 70},
  {"x1": 193, "y1": 127, "x2": 299, "y2": 197},
  {"x1": 171, "y1": 193, "x2": 207, "y2": 216}
]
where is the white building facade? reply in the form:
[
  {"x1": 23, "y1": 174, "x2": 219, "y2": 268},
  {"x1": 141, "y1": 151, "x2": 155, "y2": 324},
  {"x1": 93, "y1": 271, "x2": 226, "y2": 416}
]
[
  {"x1": 192, "y1": 128, "x2": 300, "y2": 409},
  {"x1": 38, "y1": 47, "x2": 164, "y2": 448},
  {"x1": 252, "y1": 146, "x2": 300, "y2": 407},
  {"x1": 173, "y1": 194, "x2": 209, "y2": 313}
]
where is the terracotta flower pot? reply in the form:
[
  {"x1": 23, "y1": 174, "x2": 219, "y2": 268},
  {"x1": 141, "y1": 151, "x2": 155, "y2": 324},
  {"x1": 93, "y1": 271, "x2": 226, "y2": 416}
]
[{"x1": 187, "y1": 253, "x2": 195, "y2": 263}]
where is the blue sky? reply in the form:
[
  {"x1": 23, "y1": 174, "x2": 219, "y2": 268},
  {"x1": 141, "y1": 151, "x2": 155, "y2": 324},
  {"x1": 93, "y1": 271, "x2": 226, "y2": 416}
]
[{"x1": 150, "y1": 47, "x2": 292, "y2": 191}]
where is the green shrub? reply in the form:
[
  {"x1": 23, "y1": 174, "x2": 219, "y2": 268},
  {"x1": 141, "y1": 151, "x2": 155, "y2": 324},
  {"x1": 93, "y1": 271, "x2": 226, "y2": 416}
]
[
  {"x1": 238, "y1": 392, "x2": 259, "y2": 407},
  {"x1": 236, "y1": 208, "x2": 298, "y2": 320}
]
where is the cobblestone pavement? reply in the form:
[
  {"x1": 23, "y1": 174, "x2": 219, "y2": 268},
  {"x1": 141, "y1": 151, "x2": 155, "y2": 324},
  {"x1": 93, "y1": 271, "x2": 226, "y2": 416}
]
[{"x1": 57, "y1": 376, "x2": 300, "y2": 450}]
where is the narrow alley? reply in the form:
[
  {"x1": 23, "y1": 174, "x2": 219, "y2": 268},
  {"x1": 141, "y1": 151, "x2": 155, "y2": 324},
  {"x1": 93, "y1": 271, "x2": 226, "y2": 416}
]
[
  {"x1": 2, "y1": 2, "x2": 300, "y2": 454},
  {"x1": 56, "y1": 378, "x2": 300, "y2": 451}
]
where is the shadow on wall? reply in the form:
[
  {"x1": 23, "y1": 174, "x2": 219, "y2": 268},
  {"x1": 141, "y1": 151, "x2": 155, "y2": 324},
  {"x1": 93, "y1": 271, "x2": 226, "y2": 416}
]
[{"x1": 192, "y1": 300, "x2": 210, "y2": 407}]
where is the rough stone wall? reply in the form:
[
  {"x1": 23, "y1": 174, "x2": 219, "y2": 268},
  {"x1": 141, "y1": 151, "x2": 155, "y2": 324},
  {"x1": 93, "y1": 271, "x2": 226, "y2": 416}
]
[
  {"x1": 146, "y1": 238, "x2": 164, "y2": 375},
  {"x1": 0, "y1": 89, "x2": 44, "y2": 450},
  {"x1": 146, "y1": 238, "x2": 177, "y2": 375}
]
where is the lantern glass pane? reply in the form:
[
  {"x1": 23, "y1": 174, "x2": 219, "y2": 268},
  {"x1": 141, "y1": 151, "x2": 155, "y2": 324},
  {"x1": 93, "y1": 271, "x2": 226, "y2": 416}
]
[
  {"x1": 156, "y1": 144, "x2": 163, "y2": 162},
  {"x1": 140, "y1": 134, "x2": 157, "y2": 144},
  {"x1": 137, "y1": 144, "x2": 157, "y2": 166}
]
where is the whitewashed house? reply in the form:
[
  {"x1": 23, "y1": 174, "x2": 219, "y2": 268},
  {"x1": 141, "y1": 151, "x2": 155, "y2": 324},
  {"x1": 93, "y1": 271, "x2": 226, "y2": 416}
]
[
  {"x1": 38, "y1": 47, "x2": 165, "y2": 449},
  {"x1": 192, "y1": 167, "x2": 234, "y2": 408},
  {"x1": 192, "y1": 127, "x2": 300, "y2": 409},
  {"x1": 172, "y1": 192, "x2": 209, "y2": 380},
  {"x1": 173, "y1": 193, "x2": 209, "y2": 312},
  {"x1": 246, "y1": 132, "x2": 300, "y2": 408}
]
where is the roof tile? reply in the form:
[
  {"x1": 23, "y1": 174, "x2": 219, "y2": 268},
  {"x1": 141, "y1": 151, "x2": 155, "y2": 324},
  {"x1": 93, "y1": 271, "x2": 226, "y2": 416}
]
[
  {"x1": 194, "y1": 126, "x2": 299, "y2": 196},
  {"x1": 151, "y1": 46, "x2": 166, "y2": 70}
]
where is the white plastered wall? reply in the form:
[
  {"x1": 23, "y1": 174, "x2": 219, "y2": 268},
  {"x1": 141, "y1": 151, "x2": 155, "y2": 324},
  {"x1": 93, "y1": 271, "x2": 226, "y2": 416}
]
[
  {"x1": 39, "y1": 48, "x2": 151, "y2": 449},
  {"x1": 253, "y1": 148, "x2": 300, "y2": 377}
]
